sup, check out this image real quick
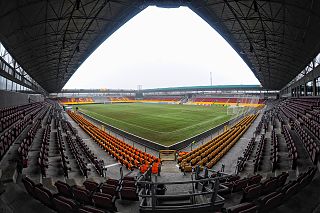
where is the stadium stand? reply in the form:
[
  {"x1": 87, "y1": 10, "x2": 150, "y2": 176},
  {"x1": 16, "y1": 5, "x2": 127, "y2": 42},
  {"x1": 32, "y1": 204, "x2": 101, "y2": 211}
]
[
  {"x1": 1, "y1": 1, "x2": 320, "y2": 212},
  {"x1": 237, "y1": 137, "x2": 256, "y2": 172},
  {"x1": 38, "y1": 124, "x2": 51, "y2": 177},
  {"x1": 270, "y1": 130, "x2": 279, "y2": 172},
  {"x1": 253, "y1": 134, "x2": 266, "y2": 173},
  {"x1": 225, "y1": 171, "x2": 297, "y2": 212},
  {"x1": 109, "y1": 96, "x2": 135, "y2": 103},
  {"x1": 58, "y1": 97, "x2": 94, "y2": 105},
  {"x1": 138, "y1": 96, "x2": 183, "y2": 103},
  {"x1": 188, "y1": 96, "x2": 265, "y2": 107},
  {"x1": 178, "y1": 114, "x2": 258, "y2": 171},
  {"x1": 67, "y1": 111, "x2": 160, "y2": 171},
  {"x1": 65, "y1": 132, "x2": 89, "y2": 177},
  {"x1": 0, "y1": 103, "x2": 46, "y2": 160},
  {"x1": 0, "y1": 97, "x2": 320, "y2": 213},
  {"x1": 21, "y1": 176, "x2": 140, "y2": 213},
  {"x1": 278, "y1": 99, "x2": 320, "y2": 161},
  {"x1": 57, "y1": 95, "x2": 265, "y2": 107}
]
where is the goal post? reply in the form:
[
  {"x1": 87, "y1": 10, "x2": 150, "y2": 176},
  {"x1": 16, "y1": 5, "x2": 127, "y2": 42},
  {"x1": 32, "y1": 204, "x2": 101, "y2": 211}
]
[
  {"x1": 159, "y1": 150, "x2": 177, "y2": 161},
  {"x1": 227, "y1": 105, "x2": 242, "y2": 116}
]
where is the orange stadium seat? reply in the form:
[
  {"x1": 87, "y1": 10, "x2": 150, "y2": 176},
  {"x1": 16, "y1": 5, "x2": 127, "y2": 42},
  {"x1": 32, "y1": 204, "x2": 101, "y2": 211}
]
[
  {"x1": 179, "y1": 114, "x2": 258, "y2": 172},
  {"x1": 67, "y1": 111, "x2": 159, "y2": 170}
]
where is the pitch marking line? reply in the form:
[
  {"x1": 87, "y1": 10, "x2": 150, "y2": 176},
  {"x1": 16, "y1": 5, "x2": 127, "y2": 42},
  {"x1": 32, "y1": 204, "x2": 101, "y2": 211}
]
[
  {"x1": 81, "y1": 108, "x2": 231, "y2": 135},
  {"x1": 81, "y1": 110, "x2": 165, "y2": 134}
]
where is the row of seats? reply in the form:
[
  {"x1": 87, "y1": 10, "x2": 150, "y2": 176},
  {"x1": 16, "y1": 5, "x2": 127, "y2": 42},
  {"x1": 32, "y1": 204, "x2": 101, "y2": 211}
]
[
  {"x1": 237, "y1": 138, "x2": 255, "y2": 172},
  {"x1": 179, "y1": 114, "x2": 258, "y2": 172},
  {"x1": 58, "y1": 97, "x2": 95, "y2": 105},
  {"x1": 58, "y1": 115, "x2": 106, "y2": 177},
  {"x1": 279, "y1": 104, "x2": 295, "y2": 121},
  {"x1": 0, "y1": 104, "x2": 25, "y2": 118},
  {"x1": 109, "y1": 97, "x2": 135, "y2": 102},
  {"x1": 18, "y1": 105, "x2": 50, "y2": 168},
  {"x1": 55, "y1": 129, "x2": 71, "y2": 178},
  {"x1": 18, "y1": 119, "x2": 42, "y2": 168},
  {"x1": 55, "y1": 180, "x2": 117, "y2": 209},
  {"x1": 53, "y1": 115, "x2": 59, "y2": 129},
  {"x1": 271, "y1": 113, "x2": 277, "y2": 129},
  {"x1": 241, "y1": 172, "x2": 288, "y2": 203},
  {"x1": 67, "y1": 111, "x2": 159, "y2": 171},
  {"x1": 0, "y1": 103, "x2": 46, "y2": 161},
  {"x1": 82, "y1": 122, "x2": 157, "y2": 170},
  {"x1": 62, "y1": 120, "x2": 77, "y2": 135},
  {"x1": 226, "y1": 167, "x2": 317, "y2": 213},
  {"x1": 283, "y1": 101, "x2": 315, "y2": 127},
  {"x1": 276, "y1": 109, "x2": 285, "y2": 127},
  {"x1": 82, "y1": 176, "x2": 138, "y2": 201},
  {"x1": 279, "y1": 98, "x2": 320, "y2": 166},
  {"x1": 22, "y1": 177, "x2": 116, "y2": 213},
  {"x1": 307, "y1": 109, "x2": 320, "y2": 123},
  {"x1": 253, "y1": 134, "x2": 266, "y2": 173},
  {"x1": 45, "y1": 107, "x2": 53, "y2": 125},
  {"x1": 300, "y1": 114, "x2": 320, "y2": 140},
  {"x1": 222, "y1": 172, "x2": 286, "y2": 204},
  {"x1": 289, "y1": 98, "x2": 320, "y2": 107},
  {"x1": 75, "y1": 136, "x2": 105, "y2": 176},
  {"x1": 38, "y1": 125, "x2": 51, "y2": 177},
  {"x1": 65, "y1": 132, "x2": 89, "y2": 177},
  {"x1": 270, "y1": 130, "x2": 279, "y2": 172},
  {"x1": 0, "y1": 102, "x2": 41, "y2": 132},
  {"x1": 46, "y1": 113, "x2": 54, "y2": 129},
  {"x1": 190, "y1": 97, "x2": 265, "y2": 104},
  {"x1": 255, "y1": 118, "x2": 264, "y2": 135},
  {"x1": 281, "y1": 125, "x2": 298, "y2": 169},
  {"x1": 0, "y1": 112, "x2": 23, "y2": 133},
  {"x1": 141, "y1": 96, "x2": 182, "y2": 102},
  {"x1": 0, "y1": 117, "x2": 30, "y2": 159},
  {"x1": 0, "y1": 102, "x2": 43, "y2": 133},
  {"x1": 285, "y1": 101, "x2": 308, "y2": 116},
  {"x1": 219, "y1": 174, "x2": 263, "y2": 195},
  {"x1": 293, "y1": 121, "x2": 320, "y2": 164}
]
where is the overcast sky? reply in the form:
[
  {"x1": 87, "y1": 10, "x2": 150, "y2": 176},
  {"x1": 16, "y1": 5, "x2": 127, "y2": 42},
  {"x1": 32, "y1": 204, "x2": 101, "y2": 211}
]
[{"x1": 64, "y1": 6, "x2": 260, "y2": 90}]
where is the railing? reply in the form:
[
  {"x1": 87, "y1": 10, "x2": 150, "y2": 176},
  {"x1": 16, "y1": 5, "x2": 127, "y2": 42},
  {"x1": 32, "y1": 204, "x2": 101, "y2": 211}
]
[{"x1": 137, "y1": 168, "x2": 232, "y2": 213}]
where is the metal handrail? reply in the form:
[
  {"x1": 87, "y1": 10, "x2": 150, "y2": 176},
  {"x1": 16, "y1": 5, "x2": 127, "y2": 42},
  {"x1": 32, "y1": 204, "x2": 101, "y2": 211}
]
[
  {"x1": 138, "y1": 190, "x2": 216, "y2": 198},
  {"x1": 137, "y1": 174, "x2": 232, "y2": 185}
]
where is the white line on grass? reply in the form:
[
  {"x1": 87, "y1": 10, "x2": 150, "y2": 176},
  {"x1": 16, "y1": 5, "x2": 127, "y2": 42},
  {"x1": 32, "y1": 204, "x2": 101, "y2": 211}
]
[
  {"x1": 82, "y1": 107, "x2": 230, "y2": 135},
  {"x1": 82, "y1": 110, "x2": 165, "y2": 134}
]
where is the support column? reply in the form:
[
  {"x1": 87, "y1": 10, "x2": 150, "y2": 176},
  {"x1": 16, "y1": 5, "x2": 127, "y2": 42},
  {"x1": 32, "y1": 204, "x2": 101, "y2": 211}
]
[{"x1": 314, "y1": 78, "x2": 317, "y2": 96}]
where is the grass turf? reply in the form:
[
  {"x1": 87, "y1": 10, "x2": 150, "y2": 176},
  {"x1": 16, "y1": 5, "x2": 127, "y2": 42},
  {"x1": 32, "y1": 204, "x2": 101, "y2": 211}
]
[{"x1": 77, "y1": 103, "x2": 233, "y2": 146}]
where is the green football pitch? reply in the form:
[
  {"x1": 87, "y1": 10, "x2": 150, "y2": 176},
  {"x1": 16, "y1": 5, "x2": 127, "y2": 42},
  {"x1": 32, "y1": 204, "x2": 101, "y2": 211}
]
[{"x1": 77, "y1": 103, "x2": 233, "y2": 146}]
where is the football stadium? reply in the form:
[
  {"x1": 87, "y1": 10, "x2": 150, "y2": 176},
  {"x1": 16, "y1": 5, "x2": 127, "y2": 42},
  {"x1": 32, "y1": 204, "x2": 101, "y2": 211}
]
[
  {"x1": 0, "y1": 1, "x2": 320, "y2": 213},
  {"x1": 74, "y1": 103, "x2": 233, "y2": 145}
]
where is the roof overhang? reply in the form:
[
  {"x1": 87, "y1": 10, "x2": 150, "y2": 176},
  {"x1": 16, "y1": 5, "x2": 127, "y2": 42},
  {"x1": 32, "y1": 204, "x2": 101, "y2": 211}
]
[{"x1": 0, "y1": 0, "x2": 320, "y2": 92}]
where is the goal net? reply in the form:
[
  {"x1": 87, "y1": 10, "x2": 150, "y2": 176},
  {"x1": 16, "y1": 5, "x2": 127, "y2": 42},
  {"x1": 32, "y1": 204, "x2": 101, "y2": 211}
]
[{"x1": 227, "y1": 105, "x2": 242, "y2": 116}]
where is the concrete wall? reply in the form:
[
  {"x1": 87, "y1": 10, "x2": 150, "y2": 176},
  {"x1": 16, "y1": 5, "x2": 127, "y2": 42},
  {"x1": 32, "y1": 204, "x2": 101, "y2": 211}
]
[{"x1": 0, "y1": 90, "x2": 44, "y2": 107}]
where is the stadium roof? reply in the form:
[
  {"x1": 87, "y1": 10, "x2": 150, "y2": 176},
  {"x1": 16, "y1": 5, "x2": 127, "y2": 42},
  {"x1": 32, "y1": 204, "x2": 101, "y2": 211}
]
[
  {"x1": 142, "y1": 84, "x2": 263, "y2": 92},
  {"x1": 1, "y1": 0, "x2": 320, "y2": 92}
]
